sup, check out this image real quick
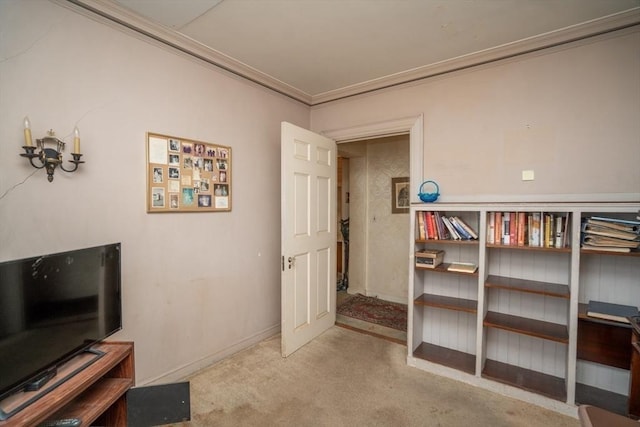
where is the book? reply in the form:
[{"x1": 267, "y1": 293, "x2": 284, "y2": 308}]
[
  {"x1": 581, "y1": 245, "x2": 632, "y2": 253},
  {"x1": 487, "y1": 212, "x2": 495, "y2": 244},
  {"x1": 539, "y1": 212, "x2": 545, "y2": 248},
  {"x1": 441, "y1": 216, "x2": 461, "y2": 240},
  {"x1": 582, "y1": 234, "x2": 640, "y2": 248},
  {"x1": 447, "y1": 262, "x2": 478, "y2": 274},
  {"x1": 530, "y1": 212, "x2": 541, "y2": 247},
  {"x1": 517, "y1": 212, "x2": 526, "y2": 247},
  {"x1": 494, "y1": 212, "x2": 502, "y2": 245},
  {"x1": 417, "y1": 212, "x2": 426, "y2": 240},
  {"x1": 589, "y1": 216, "x2": 640, "y2": 231},
  {"x1": 509, "y1": 212, "x2": 516, "y2": 246},
  {"x1": 502, "y1": 212, "x2": 511, "y2": 245},
  {"x1": 452, "y1": 216, "x2": 478, "y2": 239},
  {"x1": 434, "y1": 212, "x2": 449, "y2": 240},
  {"x1": 581, "y1": 222, "x2": 640, "y2": 241},
  {"x1": 448, "y1": 217, "x2": 473, "y2": 240},
  {"x1": 554, "y1": 214, "x2": 564, "y2": 248},
  {"x1": 544, "y1": 213, "x2": 553, "y2": 248},
  {"x1": 586, "y1": 300, "x2": 638, "y2": 323},
  {"x1": 561, "y1": 213, "x2": 570, "y2": 249},
  {"x1": 425, "y1": 212, "x2": 435, "y2": 239}
]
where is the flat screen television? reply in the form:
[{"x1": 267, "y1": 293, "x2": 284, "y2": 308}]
[{"x1": 0, "y1": 243, "x2": 122, "y2": 418}]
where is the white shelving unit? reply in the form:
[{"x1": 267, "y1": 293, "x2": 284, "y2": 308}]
[{"x1": 408, "y1": 202, "x2": 640, "y2": 417}]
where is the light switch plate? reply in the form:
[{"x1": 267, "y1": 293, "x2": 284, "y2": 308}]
[{"x1": 522, "y1": 170, "x2": 535, "y2": 181}]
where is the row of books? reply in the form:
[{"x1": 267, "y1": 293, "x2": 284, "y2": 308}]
[
  {"x1": 487, "y1": 211, "x2": 569, "y2": 248},
  {"x1": 580, "y1": 215, "x2": 640, "y2": 253},
  {"x1": 416, "y1": 211, "x2": 478, "y2": 241}
]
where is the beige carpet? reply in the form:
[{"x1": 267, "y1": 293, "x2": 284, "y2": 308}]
[{"x1": 167, "y1": 326, "x2": 579, "y2": 427}]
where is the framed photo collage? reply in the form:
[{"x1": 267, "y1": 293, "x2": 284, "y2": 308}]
[{"x1": 146, "y1": 132, "x2": 231, "y2": 212}]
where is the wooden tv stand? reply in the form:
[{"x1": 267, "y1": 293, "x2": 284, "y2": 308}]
[{"x1": 0, "y1": 341, "x2": 134, "y2": 427}]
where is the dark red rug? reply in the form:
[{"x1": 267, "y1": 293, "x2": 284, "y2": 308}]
[{"x1": 337, "y1": 293, "x2": 407, "y2": 331}]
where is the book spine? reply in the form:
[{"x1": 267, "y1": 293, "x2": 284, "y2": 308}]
[
  {"x1": 554, "y1": 215, "x2": 564, "y2": 248},
  {"x1": 531, "y1": 212, "x2": 541, "y2": 247},
  {"x1": 425, "y1": 212, "x2": 434, "y2": 239},
  {"x1": 590, "y1": 216, "x2": 640, "y2": 227},
  {"x1": 450, "y1": 217, "x2": 472, "y2": 240},
  {"x1": 417, "y1": 212, "x2": 426, "y2": 240},
  {"x1": 434, "y1": 212, "x2": 448, "y2": 240},
  {"x1": 494, "y1": 212, "x2": 502, "y2": 245},
  {"x1": 561, "y1": 213, "x2": 570, "y2": 248},
  {"x1": 487, "y1": 212, "x2": 495, "y2": 244},
  {"x1": 517, "y1": 212, "x2": 526, "y2": 247},
  {"x1": 454, "y1": 216, "x2": 478, "y2": 239},
  {"x1": 442, "y1": 216, "x2": 460, "y2": 240},
  {"x1": 509, "y1": 212, "x2": 516, "y2": 246},
  {"x1": 502, "y1": 212, "x2": 510, "y2": 245}
]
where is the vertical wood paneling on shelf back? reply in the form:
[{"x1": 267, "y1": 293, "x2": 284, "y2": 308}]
[
  {"x1": 486, "y1": 329, "x2": 567, "y2": 378},
  {"x1": 576, "y1": 360, "x2": 630, "y2": 395},
  {"x1": 486, "y1": 245, "x2": 570, "y2": 379}
]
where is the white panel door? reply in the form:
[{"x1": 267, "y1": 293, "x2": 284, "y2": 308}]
[{"x1": 281, "y1": 122, "x2": 336, "y2": 357}]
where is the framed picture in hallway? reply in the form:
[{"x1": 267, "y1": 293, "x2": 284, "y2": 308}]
[
  {"x1": 146, "y1": 132, "x2": 232, "y2": 213},
  {"x1": 391, "y1": 177, "x2": 410, "y2": 214}
]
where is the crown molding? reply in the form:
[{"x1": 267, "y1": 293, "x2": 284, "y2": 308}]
[
  {"x1": 311, "y1": 8, "x2": 640, "y2": 105},
  {"x1": 56, "y1": 0, "x2": 313, "y2": 105},
  {"x1": 55, "y1": 1, "x2": 639, "y2": 107}
]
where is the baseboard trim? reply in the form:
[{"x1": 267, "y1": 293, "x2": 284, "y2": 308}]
[{"x1": 140, "y1": 324, "x2": 281, "y2": 386}]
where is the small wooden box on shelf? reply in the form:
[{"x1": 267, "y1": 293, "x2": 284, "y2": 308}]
[{"x1": 415, "y1": 250, "x2": 444, "y2": 269}]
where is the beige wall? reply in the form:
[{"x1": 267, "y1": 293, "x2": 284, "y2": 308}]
[
  {"x1": 312, "y1": 27, "x2": 640, "y2": 203},
  {"x1": 0, "y1": 1, "x2": 308, "y2": 385}
]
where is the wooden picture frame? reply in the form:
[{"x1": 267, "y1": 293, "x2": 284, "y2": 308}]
[
  {"x1": 146, "y1": 132, "x2": 231, "y2": 213},
  {"x1": 391, "y1": 177, "x2": 410, "y2": 214}
]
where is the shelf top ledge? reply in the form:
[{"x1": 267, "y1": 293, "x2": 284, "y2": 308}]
[{"x1": 411, "y1": 201, "x2": 640, "y2": 211}]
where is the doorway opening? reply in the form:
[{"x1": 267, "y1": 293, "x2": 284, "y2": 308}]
[{"x1": 335, "y1": 135, "x2": 410, "y2": 344}]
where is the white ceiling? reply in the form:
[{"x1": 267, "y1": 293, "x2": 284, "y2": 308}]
[{"x1": 73, "y1": 0, "x2": 640, "y2": 105}]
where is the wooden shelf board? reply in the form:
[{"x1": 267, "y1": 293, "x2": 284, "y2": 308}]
[
  {"x1": 575, "y1": 382, "x2": 629, "y2": 417},
  {"x1": 482, "y1": 359, "x2": 566, "y2": 401},
  {"x1": 416, "y1": 263, "x2": 478, "y2": 277},
  {"x1": 415, "y1": 239, "x2": 479, "y2": 245},
  {"x1": 484, "y1": 311, "x2": 568, "y2": 343},
  {"x1": 0, "y1": 342, "x2": 133, "y2": 427},
  {"x1": 48, "y1": 378, "x2": 133, "y2": 425},
  {"x1": 413, "y1": 342, "x2": 475, "y2": 375},
  {"x1": 486, "y1": 244, "x2": 570, "y2": 253},
  {"x1": 578, "y1": 303, "x2": 634, "y2": 328},
  {"x1": 485, "y1": 275, "x2": 569, "y2": 299},
  {"x1": 414, "y1": 294, "x2": 477, "y2": 313}
]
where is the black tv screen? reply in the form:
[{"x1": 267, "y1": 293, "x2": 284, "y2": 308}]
[{"x1": 0, "y1": 243, "x2": 122, "y2": 405}]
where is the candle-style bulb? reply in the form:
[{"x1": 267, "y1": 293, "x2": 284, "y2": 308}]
[
  {"x1": 73, "y1": 126, "x2": 81, "y2": 154},
  {"x1": 23, "y1": 116, "x2": 33, "y2": 147}
]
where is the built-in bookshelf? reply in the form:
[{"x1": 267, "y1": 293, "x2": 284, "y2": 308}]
[
  {"x1": 484, "y1": 209, "x2": 572, "y2": 402},
  {"x1": 411, "y1": 209, "x2": 479, "y2": 376},
  {"x1": 408, "y1": 202, "x2": 640, "y2": 418}
]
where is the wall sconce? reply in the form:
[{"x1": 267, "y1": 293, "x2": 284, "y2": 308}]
[{"x1": 20, "y1": 116, "x2": 85, "y2": 182}]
